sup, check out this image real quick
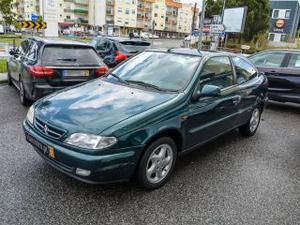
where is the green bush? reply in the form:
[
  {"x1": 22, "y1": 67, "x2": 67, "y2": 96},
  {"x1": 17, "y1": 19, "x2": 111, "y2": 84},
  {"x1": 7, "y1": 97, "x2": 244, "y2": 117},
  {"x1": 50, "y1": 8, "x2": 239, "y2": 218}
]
[{"x1": 0, "y1": 60, "x2": 7, "y2": 73}]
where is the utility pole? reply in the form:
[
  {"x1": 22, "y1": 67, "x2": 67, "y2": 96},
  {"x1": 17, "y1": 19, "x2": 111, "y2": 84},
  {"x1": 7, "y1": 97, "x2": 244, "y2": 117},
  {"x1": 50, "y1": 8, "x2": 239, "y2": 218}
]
[
  {"x1": 191, "y1": 2, "x2": 197, "y2": 33},
  {"x1": 221, "y1": 0, "x2": 226, "y2": 23},
  {"x1": 198, "y1": 0, "x2": 206, "y2": 50}
]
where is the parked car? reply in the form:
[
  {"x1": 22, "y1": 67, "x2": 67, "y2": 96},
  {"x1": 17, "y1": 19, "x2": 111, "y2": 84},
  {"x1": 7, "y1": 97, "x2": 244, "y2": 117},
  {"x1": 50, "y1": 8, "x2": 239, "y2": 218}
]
[
  {"x1": 249, "y1": 49, "x2": 300, "y2": 104},
  {"x1": 23, "y1": 49, "x2": 268, "y2": 189},
  {"x1": 7, "y1": 38, "x2": 108, "y2": 106},
  {"x1": 91, "y1": 36, "x2": 151, "y2": 67}
]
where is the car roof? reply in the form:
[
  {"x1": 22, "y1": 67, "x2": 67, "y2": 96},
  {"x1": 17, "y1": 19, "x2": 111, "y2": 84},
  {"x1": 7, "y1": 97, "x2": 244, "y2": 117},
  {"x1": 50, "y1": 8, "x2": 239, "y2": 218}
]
[
  {"x1": 146, "y1": 48, "x2": 239, "y2": 57},
  {"x1": 98, "y1": 36, "x2": 150, "y2": 43},
  {"x1": 28, "y1": 37, "x2": 91, "y2": 47},
  {"x1": 253, "y1": 49, "x2": 300, "y2": 54}
]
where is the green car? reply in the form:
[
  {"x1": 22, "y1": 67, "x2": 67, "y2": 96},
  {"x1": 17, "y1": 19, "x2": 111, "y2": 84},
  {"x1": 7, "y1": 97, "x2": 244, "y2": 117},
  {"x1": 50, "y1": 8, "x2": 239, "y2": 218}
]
[{"x1": 23, "y1": 49, "x2": 268, "y2": 189}]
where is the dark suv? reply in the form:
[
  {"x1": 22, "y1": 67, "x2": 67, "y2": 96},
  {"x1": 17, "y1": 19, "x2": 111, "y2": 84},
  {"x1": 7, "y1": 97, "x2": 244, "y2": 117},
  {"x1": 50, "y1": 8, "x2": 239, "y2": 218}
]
[
  {"x1": 7, "y1": 38, "x2": 108, "y2": 106},
  {"x1": 91, "y1": 37, "x2": 151, "y2": 67}
]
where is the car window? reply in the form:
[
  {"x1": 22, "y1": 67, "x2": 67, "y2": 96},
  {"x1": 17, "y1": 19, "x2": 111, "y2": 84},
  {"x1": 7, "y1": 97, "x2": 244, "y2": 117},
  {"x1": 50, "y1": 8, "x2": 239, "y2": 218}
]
[
  {"x1": 26, "y1": 41, "x2": 39, "y2": 60},
  {"x1": 112, "y1": 52, "x2": 201, "y2": 91},
  {"x1": 287, "y1": 54, "x2": 300, "y2": 68},
  {"x1": 95, "y1": 39, "x2": 112, "y2": 52},
  {"x1": 233, "y1": 57, "x2": 257, "y2": 84},
  {"x1": 20, "y1": 40, "x2": 30, "y2": 55},
  {"x1": 41, "y1": 46, "x2": 102, "y2": 66},
  {"x1": 200, "y1": 57, "x2": 234, "y2": 89},
  {"x1": 249, "y1": 53, "x2": 285, "y2": 68}
]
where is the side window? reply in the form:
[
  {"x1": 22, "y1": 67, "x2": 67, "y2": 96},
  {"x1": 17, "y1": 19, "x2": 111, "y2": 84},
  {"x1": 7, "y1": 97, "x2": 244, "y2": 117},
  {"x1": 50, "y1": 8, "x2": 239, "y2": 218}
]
[
  {"x1": 250, "y1": 53, "x2": 285, "y2": 68},
  {"x1": 96, "y1": 39, "x2": 112, "y2": 52},
  {"x1": 287, "y1": 54, "x2": 300, "y2": 68},
  {"x1": 233, "y1": 57, "x2": 257, "y2": 84},
  {"x1": 26, "y1": 41, "x2": 39, "y2": 60},
  {"x1": 20, "y1": 40, "x2": 30, "y2": 55},
  {"x1": 200, "y1": 57, "x2": 234, "y2": 89}
]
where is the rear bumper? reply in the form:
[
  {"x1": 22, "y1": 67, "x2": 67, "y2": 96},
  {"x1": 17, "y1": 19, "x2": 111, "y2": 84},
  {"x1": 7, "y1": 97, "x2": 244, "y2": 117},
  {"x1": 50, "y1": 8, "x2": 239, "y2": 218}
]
[
  {"x1": 29, "y1": 84, "x2": 65, "y2": 101},
  {"x1": 268, "y1": 91, "x2": 300, "y2": 104},
  {"x1": 23, "y1": 120, "x2": 143, "y2": 184}
]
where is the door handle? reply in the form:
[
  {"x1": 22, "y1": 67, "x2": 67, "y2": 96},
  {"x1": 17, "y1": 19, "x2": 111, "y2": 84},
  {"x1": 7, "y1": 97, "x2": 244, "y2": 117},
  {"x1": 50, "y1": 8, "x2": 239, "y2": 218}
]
[{"x1": 232, "y1": 97, "x2": 241, "y2": 105}]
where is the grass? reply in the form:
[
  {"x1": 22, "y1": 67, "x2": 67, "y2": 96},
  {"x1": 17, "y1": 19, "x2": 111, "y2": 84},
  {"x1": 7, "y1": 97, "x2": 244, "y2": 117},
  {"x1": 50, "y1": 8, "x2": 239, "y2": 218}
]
[{"x1": 0, "y1": 59, "x2": 7, "y2": 73}]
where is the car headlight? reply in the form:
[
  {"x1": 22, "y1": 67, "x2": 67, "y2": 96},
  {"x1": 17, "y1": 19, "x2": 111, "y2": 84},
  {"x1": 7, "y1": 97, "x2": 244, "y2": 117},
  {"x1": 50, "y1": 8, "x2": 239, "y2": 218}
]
[
  {"x1": 26, "y1": 105, "x2": 35, "y2": 125},
  {"x1": 64, "y1": 133, "x2": 117, "y2": 150}
]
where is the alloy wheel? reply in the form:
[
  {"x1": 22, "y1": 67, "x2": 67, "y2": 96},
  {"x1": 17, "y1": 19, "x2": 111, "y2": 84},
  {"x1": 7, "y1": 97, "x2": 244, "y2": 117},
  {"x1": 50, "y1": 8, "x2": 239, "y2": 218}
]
[{"x1": 146, "y1": 144, "x2": 174, "y2": 184}]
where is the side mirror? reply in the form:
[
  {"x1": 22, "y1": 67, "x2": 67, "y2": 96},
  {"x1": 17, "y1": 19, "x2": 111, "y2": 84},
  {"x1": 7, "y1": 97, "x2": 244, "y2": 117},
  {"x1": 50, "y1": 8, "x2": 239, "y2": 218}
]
[
  {"x1": 192, "y1": 84, "x2": 221, "y2": 101},
  {"x1": 201, "y1": 84, "x2": 221, "y2": 97}
]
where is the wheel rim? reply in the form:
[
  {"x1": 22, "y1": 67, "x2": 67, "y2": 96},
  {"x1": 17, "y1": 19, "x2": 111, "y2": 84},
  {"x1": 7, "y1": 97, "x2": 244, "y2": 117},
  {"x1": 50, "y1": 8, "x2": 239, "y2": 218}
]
[
  {"x1": 146, "y1": 144, "x2": 174, "y2": 184},
  {"x1": 249, "y1": 108, "x2": 260, "y2": 133},
  {"x1": 20, "y1": 82, "x2": 24, "y2": 103}
]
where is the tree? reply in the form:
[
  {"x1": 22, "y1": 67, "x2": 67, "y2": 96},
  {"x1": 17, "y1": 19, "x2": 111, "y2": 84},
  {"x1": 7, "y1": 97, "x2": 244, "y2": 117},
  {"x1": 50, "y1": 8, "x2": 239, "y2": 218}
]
[
  {"x1": 0, "y1": 0, "x2": 17, "y2": 25},
  {"x1": 206, "y1": 0, "x2": 270, "y2": 41}
]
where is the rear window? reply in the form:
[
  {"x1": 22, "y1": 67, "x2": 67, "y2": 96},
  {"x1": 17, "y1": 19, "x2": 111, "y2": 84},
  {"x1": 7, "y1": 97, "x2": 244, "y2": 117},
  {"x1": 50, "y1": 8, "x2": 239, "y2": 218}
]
[
  {"x1": 42, "y1": 46, "x2": 101, "y2": 66},
  {"x1": 119, "y1": 41, "x2": 150, "y2": 52}
]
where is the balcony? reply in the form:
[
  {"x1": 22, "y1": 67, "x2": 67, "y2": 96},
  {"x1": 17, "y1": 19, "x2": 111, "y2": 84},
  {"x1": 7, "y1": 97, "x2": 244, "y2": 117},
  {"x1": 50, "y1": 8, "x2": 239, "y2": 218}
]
[
  {"x1": 64, "y1": 8, "x2": 74, "y2": 13},
  {"x1": 74, "y1": 0, "x2": 88, "y2": 6},
  {"x1": 64, "y1": 18, "x2": 75, "y2": 22},
  {"x1": 106, "y1": 0, "x2": 114, "y2": 6},
  {"x1": 74, "y1": 9, "x2": 88, "y2": 14}
]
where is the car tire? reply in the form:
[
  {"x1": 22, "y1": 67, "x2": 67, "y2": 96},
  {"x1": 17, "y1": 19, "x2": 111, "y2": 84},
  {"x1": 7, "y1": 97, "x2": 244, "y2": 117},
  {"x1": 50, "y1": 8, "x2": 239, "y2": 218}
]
[
  {"x1": 7, "y1": 67, "x2": 13, "y2": 86},
  {"x1": 137, "y1": 137, "x2": 177, "y2": 190},
  {"x1": 19, "y1": 78, "x2": 31, "y2": 106},
  {"x1": 239, "y1": 106, "x2": 261, "y2": 137}
]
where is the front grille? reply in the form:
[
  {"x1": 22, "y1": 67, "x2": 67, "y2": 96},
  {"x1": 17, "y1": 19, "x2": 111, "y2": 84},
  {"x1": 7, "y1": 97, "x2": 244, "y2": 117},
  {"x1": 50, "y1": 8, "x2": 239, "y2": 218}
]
[{"x1": 34, "y1": 117, "x2": 66, "y2": 139}]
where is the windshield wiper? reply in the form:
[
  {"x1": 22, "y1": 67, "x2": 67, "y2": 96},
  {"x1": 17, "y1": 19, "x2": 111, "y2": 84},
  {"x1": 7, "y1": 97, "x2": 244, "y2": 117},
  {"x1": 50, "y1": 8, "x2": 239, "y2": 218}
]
[
  {"x1": 107, "y1": 72, "x2": 129, "y2": 85},
  {"x1": 57, "y1": 58, "x2": 77, "y2": 62},
  {"x1": 125, "y1": 80, "x2": 167, "y2": 91}
]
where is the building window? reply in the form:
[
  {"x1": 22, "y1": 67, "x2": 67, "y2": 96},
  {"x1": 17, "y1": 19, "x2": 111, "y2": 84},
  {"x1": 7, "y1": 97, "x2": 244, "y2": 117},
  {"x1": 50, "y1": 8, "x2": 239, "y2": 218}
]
[
  {"x1": 132, "y1": 9, "x2": 135, "y2": 14},
  {"x1": 118, "y1": 7, "x2": 122, "y2": 13},
  {"x1": 154, "y1": 13, "x2": 158, "y2": 17},
  {"x1": 269, "y1": 33, "x2": 275, "y2": 41},
  {"x1": 285, "y1": 10, "x2": 291, "y2": 19},
  {"x1": 272, "y1": 9, "x2": 279, "y2": 19},
  {"x1": 125, "y1": 9, "x2": 130, "y2": 14}
]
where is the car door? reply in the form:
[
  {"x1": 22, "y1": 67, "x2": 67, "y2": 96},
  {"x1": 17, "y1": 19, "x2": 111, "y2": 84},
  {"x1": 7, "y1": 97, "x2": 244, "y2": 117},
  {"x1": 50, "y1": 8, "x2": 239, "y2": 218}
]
[
  {"x1": 232, "y1": 56, "x2": 262, "y2": 126},
  {"x1": 273, "y1": 53, "x2": 300, "y2": 96},
  {"x1": 249, "y1": 52, "x2": 288, "y2": 87},
  {"x1": 184, "y1": 56, "x2": 241, "y2": 149},
  {"x1": 10, "y1": 40, "x2": 30, "y2": 81}
]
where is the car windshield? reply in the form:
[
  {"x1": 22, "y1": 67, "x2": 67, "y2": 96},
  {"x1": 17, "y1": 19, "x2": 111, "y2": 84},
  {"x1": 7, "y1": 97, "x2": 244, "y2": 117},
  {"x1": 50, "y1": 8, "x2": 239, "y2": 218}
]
[
  {"x1": 42, "y1": 46, "x2": 101, "y2": 66},
  {"x1": 110, "y1": 51, "x2": 201, "y2": 91}
]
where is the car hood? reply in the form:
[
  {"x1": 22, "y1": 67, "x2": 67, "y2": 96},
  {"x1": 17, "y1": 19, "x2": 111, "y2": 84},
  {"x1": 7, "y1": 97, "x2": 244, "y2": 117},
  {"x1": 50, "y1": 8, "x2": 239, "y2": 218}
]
[{"x1": 35, "y1": 79, "x2": 177, "y2": 135}]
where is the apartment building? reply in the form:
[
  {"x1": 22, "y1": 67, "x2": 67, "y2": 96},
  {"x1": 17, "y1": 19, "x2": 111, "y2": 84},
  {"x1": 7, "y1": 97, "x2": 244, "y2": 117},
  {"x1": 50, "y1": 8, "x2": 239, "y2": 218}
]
[{"x1": 8, "y1": 0, "x2": 197, "y2": 36}]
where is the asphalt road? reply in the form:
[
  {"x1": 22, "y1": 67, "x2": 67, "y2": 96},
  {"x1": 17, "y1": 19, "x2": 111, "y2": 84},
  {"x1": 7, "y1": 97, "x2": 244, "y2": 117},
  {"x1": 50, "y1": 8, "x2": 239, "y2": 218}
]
[{"x1": 0, "y1": 84, "x2": 299, "y2": 225}]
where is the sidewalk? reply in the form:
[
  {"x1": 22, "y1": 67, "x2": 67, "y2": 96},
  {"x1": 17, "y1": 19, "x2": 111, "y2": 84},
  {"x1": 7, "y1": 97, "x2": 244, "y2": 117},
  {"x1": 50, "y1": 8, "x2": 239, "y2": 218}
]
[{"x1": 0, "y1": 73, "x2": 7, "y2": 84}]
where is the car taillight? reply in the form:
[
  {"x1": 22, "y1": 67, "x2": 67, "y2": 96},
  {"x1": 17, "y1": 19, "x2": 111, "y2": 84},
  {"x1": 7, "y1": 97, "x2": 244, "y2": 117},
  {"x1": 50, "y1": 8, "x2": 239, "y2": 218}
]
[
  {"x1": 29, "y1": 67, "x2": 55, "y2": 77},
  {"x1": 96, "y1": 66, "x2": 109, "y2": 76},
  {"x1": 115, "y1": 51, "x2": 128, "y2": 62}
]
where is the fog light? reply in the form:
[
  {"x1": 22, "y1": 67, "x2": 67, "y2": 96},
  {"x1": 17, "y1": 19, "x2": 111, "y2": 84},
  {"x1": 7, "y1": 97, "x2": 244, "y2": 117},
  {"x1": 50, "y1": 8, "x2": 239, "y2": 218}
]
[{"x1": 75, "y1": 168, "x2": 91, "y2": 177}]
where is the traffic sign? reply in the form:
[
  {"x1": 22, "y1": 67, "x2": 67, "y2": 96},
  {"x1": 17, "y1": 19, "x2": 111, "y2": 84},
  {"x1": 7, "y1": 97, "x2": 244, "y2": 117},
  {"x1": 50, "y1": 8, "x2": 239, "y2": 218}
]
[
  {"x1": 31, "y1": 14, "x2": 38, "y2": 22},
  {"x1": 20, "y1": 21, "x2": 47, "y2": 29},
  {"x1": 210, "y1": 24, "x2": 225, "y2": 34}
]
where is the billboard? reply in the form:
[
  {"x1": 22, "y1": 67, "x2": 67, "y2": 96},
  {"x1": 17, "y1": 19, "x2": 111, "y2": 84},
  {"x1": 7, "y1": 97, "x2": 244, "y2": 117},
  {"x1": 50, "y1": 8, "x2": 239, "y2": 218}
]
[
  {"x1": 42, "y1": 0, "x2": 58, "y2": 37},
  {"x1": 223, "y1": 7, "x2": 248, "y2": 33}
]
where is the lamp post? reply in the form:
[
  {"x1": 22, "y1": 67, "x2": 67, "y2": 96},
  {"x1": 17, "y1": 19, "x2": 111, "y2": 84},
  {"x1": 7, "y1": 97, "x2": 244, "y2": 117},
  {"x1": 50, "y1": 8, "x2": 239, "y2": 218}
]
[{"x1": 197, "y1": 0, "x2": 206, "y2": 50}]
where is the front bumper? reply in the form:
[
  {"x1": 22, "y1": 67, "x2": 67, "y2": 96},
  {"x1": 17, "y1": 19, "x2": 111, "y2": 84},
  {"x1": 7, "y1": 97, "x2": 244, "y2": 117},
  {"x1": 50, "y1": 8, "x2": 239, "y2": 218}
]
[{"x1": 23, "y1": 121, "x2": 143, "y2": 184}]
